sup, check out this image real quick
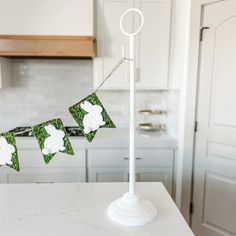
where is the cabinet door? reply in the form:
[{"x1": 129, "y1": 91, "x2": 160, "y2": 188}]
[
  {"x1": 89, "y1": 167, "x2": 129, "y2": 182},
  {"x1": 136, "y1": 167, "x2": 173, "y2": 195},
  {"x1": 88, "y1": 148, "x2": 174, "y2": 195},
  {"x1": 94, "y1": 0, "x2": 133, "y2": 90},
  {"x1": 135, "y1": 0, "x2": 171, "y2": 89}
]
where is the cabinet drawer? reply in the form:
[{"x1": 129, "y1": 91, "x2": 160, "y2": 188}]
[
  {"x1": 7, "y1": 168, "x2": 86, "y2": 183},
  {"x1": 18, "y1": 149, "x2": 86, "y2": 168},
  {"x1": 88, "y1": 149, "x2": 174, "y2": 167}
]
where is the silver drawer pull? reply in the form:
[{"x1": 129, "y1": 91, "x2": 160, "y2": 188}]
[
  {"x1": 36, "y1": 182, "x2": 54, "y2": 184},
  {"x1": 123, "y1": 157, "x2": 142, "y2": 160}
]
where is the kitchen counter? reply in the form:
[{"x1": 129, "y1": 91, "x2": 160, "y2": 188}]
[
  {"x1": 0, "y1": 182, "x2": 194, "y2": 236},
  {"x1": 16, "y1": 128, "x2": 178, "y2": 149},
  {"x1": 0, "y1": 129, "x2": 177, "y2": 189}
]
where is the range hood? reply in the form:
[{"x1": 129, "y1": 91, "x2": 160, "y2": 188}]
[{"x1": 0, "y1": 35, "x2": 96, "y2": 58}]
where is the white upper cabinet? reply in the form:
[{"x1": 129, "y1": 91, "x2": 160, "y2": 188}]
[
  {"x1": 0, "y1": 0, "x2": 94, "y2": 36},
  {"x1": 135, "y1": 0, "x2": 171, "y2": 89},
  {"x1": 94, "y1": 0, "x2": 172, "y2": 90},
  {"x1": 94, "y1": 0, "x2": 133, "y2": 90}
]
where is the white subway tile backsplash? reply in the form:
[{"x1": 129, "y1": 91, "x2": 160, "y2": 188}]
[{"x1": 0, "y1": 59, "x2": 179, "y2": 135}]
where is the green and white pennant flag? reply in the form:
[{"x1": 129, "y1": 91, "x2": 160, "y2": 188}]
[
  {"x1": 32, "y1": 118, "x2": 74, "y2": 164},
  {"x1": 69, "y1": 93, "x2": 116, "y2": 142},
  {"x1": 0, "y1": 132, "x2": 20, "y2": 171}
]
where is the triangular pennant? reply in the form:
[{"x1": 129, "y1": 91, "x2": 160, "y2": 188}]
[
  {"x1": 0, "y1": 132, "x2": 20, "y2": 171},
  {"x1": 69, "y1": 93, "x2": 116, "y2": 142},
  {"x1": 32, "y1": 118, "x2": 74, "y2": 164}
]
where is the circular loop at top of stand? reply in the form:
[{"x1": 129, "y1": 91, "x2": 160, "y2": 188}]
[{"x1": 120, "y1": 8, "x2": 144, "y2": 36}]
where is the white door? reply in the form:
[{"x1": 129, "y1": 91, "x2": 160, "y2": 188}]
[{"x1": 192, "y1": 1, "x2": 236, "y2": 236}]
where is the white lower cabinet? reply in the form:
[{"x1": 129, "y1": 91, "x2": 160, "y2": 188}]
[
  {"x1": 89, "y1": 167, "x2": 173, "y2": 195},
  {"x1": 0, "y1": 148, "x2": 86, "y2": 184},
  {"x1": 88, "y1": 148, "x2": 175, "y2": 195},
  {"x1": 0, "y1": 146, "x2": 175, "y2": 196}
]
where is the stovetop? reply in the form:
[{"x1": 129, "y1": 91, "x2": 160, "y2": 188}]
[{"x1": 10, "y1": 126, "x2": 84, "y2": 137}]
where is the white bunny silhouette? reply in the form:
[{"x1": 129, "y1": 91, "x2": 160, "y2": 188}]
[
  {"x1": 0, "y1": 136, "x2": 15, "y2": 165},
  {"x1": 81, "y1": 101, "x2": 105, "y2": 134},
  {"x1": 42, "y1": 124, "x2": 66, "y2": 155}
]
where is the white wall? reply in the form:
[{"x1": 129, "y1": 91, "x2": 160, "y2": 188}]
[
  {"x1": 0, "y1": 0, "x2": 94, "y2": 35},
  {"x1": 168, "y1": 0, "x2": 192, "y2": 220}
]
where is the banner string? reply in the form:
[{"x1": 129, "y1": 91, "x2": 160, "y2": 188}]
[
  {"x1": 94, "y1": 56, "x2": 132, "y2": 93},
  {"x1": 12, "y1": 56, "x2": 132, "y2": 136}
]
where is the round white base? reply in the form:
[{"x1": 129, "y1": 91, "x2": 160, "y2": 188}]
[{"x1": 108, "y1": 192, "x2": 157, "y2": 226}]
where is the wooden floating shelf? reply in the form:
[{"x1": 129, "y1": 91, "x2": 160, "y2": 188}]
[{"x1": 0, "y1": 35, "x2": 96, "y2": 58}]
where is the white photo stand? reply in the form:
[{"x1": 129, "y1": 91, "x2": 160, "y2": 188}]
[{"x1": 108, "y1": 8, "x2": 157, "y2": 226}]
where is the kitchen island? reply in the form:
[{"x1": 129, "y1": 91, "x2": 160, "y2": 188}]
[{"x1": 0, "y1": 182, "x2": 194, "y2": 236}]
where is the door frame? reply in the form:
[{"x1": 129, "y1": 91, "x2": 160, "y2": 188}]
[{"x1": 180, "y1": 0, "x2": 226, "y2": 224}]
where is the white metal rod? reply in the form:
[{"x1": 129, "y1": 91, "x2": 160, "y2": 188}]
[
  {"x1": 119, "y1": 8, "x2": 144, "y2": 196},
  {"x1": 129, "y1": 35, "x2": 135, "y2": 195}
]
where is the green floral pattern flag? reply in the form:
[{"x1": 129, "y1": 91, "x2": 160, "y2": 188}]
[
  {"x1": 0, "y1": 132, "x2": 20, "y2": 171},
  {"x1": 69, "y1": 93, "x2": 116, "y2": 142},
  {"x1": 32, "y1": 118, "x2": 74, "y2": 164}
]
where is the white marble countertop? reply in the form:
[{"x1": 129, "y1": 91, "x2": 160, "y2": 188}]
[
  {"x1": 0, "y1": 182, "x2": 194, "y2": 236},
  {"x1": 16, "y1": 128, "x2": 178, "y2": 149}
]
